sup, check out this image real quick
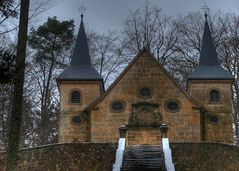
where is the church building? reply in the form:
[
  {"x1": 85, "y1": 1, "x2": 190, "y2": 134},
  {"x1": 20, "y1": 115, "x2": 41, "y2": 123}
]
[{"x1": 56, "y1": 14, "x2": 234, "y2": 145}]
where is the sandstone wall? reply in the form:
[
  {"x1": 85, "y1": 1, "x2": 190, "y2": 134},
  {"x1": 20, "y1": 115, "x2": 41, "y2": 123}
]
[
  {"x1": 127, "y1": 127, "x2": 162, "y2": 145},
  {"x1": 91, "y1": 51, "x2": 201, "y2": 143},
  {"x1": 188, "y1": 80, "x2": 233, "y2": 142},
  {"x1": 58, "y1": 81, "x2": 102, "y2": 142}
]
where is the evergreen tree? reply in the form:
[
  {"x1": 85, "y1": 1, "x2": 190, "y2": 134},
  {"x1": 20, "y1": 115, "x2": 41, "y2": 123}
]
[{"x1": 28, "y1": 16, "x2": 74, "y2": 145}]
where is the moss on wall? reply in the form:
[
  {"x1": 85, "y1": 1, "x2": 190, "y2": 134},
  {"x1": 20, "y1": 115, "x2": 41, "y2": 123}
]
[
  {"x1": 0, "y1": 143, "x2": 117, "y2": 171},
  {"x1": 171, "y1": 142, "x2": 239, "y2": 171},
  {"x1": 0, "y1": 142, "x2": 238, "y2": 171}
]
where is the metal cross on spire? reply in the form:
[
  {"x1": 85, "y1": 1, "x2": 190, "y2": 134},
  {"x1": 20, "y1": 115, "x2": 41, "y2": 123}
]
[
  {"x1": 78, "y1": 2, "x2": 87, "y2": 18},
  {"x1": 201, "y1": 1, "x2": 210, "y2": 19}
]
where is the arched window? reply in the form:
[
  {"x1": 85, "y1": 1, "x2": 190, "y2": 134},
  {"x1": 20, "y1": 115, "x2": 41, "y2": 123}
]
[
  {"x1": 71, "y1": 91, "x2": 81, "y2": 103},
  {"x1": 210, "y1": 90, "x2": 220, "y2": 102}
]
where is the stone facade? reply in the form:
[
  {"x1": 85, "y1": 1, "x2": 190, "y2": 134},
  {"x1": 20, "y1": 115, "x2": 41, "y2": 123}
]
[
  {"x1": 188, "y1": 80, "x2": 233, "y2": 142},
  {"x1": 57, "y1": 12, "x2": 234, "y2": 145},
  {"x1": 127, "y1": 127, "x2": 162, "y2": 145},
  {"x1": 58, "y1": 51, "x2": 205, "y2": 144},
  {"x1": 58, "y1": 50, "x2": 233, "y2": 145},
  {"x1": 58, "y1": 81, "x2": 102, "y2": 142},
  {"x1": 89, "y1": 51, "x2": 202, "y2": 144}
]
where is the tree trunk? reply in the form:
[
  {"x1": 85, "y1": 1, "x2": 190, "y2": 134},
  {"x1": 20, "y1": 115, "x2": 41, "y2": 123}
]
[{"x1": 6, "y1": 0, "x2": 30, "y2": 170}]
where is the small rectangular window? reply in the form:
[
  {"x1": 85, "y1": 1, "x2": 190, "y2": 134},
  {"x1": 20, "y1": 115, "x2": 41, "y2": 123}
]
[{"x1": 71, "y1": 91, "x2": 81, "y2": 103}]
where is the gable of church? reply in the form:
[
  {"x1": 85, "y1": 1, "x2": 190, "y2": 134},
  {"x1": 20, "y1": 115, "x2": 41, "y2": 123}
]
[
  {"x1": 89, "y1": 50, "x2": 201, "y2": 143},
  {"x1": 89, "y1": 49, "x2": 201, "y2": 109}
]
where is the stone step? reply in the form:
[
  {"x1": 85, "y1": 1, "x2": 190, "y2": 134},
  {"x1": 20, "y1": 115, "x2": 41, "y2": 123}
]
[{"x1": 121, "y1": 145, "x2": 166, "y2": 171}]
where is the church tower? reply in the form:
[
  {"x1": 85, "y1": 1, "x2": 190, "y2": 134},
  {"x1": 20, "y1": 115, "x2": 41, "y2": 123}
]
[
  {"x1": 187, "y1": 14, "x2": 234, "y2": 142},
  {"x1": 56, "y1": 14, "x2": 104, "y2": 142}
]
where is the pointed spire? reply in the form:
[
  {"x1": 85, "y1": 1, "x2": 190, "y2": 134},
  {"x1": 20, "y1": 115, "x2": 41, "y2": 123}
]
[
  {"x1": 199, "y1": 16, "x2": 220, "y2": 66},
  {"x1": 70, "y1": 15, "x2": 91, "y2": 66},
  {"x1": 57, "y1": 14, "x2": 103, "y2": 82},
  {"x1": 188, "y1": 13, "x2": 233, "y2": 80}
]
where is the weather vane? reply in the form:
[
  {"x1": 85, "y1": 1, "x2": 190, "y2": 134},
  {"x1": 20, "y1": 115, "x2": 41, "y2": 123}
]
[
  {"x1": 201, "y1": 1, "x2": 210, "y2": 18},
  {"x1": 78, "y1": 2, "x2": 87, "y2": 16}
]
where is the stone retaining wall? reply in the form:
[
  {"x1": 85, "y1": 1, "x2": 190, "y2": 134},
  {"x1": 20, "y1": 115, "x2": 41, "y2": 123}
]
[
  {"x1": 0, "y1": 142, "x2": 238, "y2": 171},
  {"x1": 171, "y1": 142, "x2": 239, "y2": 171},
  {"x1": 0, "y1": 143, "x2": 117, "y2": 171}
]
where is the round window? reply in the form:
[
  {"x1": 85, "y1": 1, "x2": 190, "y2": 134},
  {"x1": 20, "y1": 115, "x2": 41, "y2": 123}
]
[
  {"x1": 72, "y1": 116, "x2": 81, "y2": 124},
  {"x1": 111, "y1": 101, "x2": 126, "y2": 112},
  {"x1": 138, "y1": 87, "x2": 152, "y2": 98},
  {"x1": 208, "y1": 115, "x2": 218, "y2": 124},
  {"x1": 165, "y1": 100, "x2": 180, "y2": 112}
]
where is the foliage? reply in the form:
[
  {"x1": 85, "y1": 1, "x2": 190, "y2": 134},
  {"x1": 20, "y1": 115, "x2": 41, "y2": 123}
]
[
  {"x1": 0, "y1": 0, "x2": 18, "y2": 83},
  {"x1": 0, "y1": 0, "x2": 17, "y2": 18},
  {"x1": 27, "y1": 16, "x2": 74, "y2": 145},
  {"x1": 0, "y1": 49, "x2": 15, "y2": 83},
  {"x1": 29, "y1": 16, "x2": 74, "y2": 66}
]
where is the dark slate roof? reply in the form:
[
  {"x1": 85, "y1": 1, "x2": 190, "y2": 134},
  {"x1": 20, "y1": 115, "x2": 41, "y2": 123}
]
[
  {"x1": 57, "y1": 15, "x2": 103, "y2": 81},
  {"x1": 199, "y1": 17, "x2": 219, "y2": 66},
  {"x1": 188, "y1": 17, "x2": 233, "y2": 80},
  {"x1": 189, "y1": 65, "x2": 233, "y2": 80},
  {"x1": 70, "y1": 14, "x2": 91, "y2": 66},
  {"x1": 57, "y1": 66, "x2": 102, "y2": 81}
]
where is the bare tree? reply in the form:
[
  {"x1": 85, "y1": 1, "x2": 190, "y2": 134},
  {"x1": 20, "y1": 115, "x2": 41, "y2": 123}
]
[
  {"x1": 88, "y1": 30, "x2": 128, "y2": 87},
  {"x1": 122, "y1": 3, "x2": 180, "y2": 65},
  {"x1": 86, "y1": 3, "x2": 181, "y2": 87},
  {"x1": 167, "y1": 12, "x2": 205, "y2": 87},
  {"x1": 216, "y1": 13, "x2": 239, "y2": 143}
]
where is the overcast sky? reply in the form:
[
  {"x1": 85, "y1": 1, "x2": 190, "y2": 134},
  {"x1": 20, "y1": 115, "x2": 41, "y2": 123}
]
[{"x1": 39, "y1": 0, "x2": 239, "y2": 34}]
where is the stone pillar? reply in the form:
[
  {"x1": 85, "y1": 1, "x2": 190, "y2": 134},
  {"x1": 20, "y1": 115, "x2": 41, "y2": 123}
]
[
  {"x1": 160, "y1": 123, "x2": 168, "y2": 138},
  {"x1": 119, "y1": 125, "x2": 127, "y2": 138}
]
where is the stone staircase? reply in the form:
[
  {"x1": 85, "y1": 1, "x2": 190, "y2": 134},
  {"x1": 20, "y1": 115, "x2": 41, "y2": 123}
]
[{"x1": 121, "y1": 145, "x2": 166, "y2": 171}]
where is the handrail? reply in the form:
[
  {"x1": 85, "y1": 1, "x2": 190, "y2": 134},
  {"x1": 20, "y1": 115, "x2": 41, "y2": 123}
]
[
  {"x1": 113, "y1": 125, "x2": 127, "y2": 171},
  {"x1": 112, "y1": 138, "x2": 126, "y2": 171},
  {"x1": 162, "y1": 138, "x2": 175, "y2": 171}
]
